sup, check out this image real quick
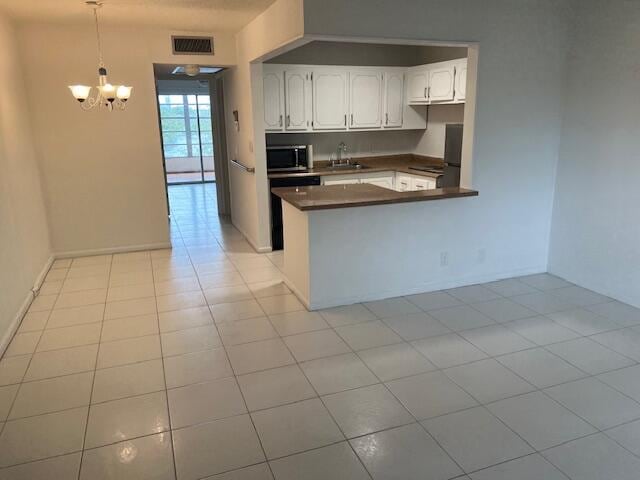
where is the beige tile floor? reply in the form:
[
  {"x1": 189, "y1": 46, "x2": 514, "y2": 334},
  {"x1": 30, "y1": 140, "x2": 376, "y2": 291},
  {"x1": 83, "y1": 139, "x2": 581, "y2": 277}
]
[{"x1": 1, "y1": 183, "x2": 640, "y2": 479}]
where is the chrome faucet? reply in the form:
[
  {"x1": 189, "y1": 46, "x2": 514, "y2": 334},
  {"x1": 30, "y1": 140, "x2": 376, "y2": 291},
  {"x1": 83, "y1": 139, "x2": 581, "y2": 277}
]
[{"x1": 334, "y1": 142, "x2": 349, "y2": 166}]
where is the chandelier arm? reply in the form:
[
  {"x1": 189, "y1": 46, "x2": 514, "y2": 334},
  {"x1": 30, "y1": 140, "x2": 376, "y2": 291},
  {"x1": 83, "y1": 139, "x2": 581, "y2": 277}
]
[
  {"x1": 82, "y1": 90, "x2": 102, "y2": 110},
  {"x1": 69, "y1": 2, "x2": 130, "y2": 111}
]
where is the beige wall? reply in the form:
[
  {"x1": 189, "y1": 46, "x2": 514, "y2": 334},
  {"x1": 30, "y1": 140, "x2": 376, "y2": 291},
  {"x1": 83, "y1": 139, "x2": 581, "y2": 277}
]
[
  {"x1": 224, "y1": 0, "x2": 305, "y2": 250},
  {"x1": 0, "y1": 14, "x2": 52, "y2": 342},
  {"x1": 549, "y1": 0, "x2": 640, "y2": 307},
  {"x1": 17, "y1": 23, "x2": 235, "y2": 255}
]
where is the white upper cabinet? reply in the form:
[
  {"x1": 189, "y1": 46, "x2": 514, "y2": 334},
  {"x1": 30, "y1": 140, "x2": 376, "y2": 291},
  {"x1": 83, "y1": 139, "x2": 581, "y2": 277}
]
[
  {"x1": 262, "y1": 59, "x2": 468, "y2": 133},
  {"x1": 405, "y1": 59, "x2": 466, "y2": 105},
  {"x1": 407, "y1": 66, "x2": 429, "y2": 103},
  {"x1": 263, "y1": 67, "x2": 284, "y2": 131},
  {"x1": 428, "y1": 64, "x2": 455, "y2": 102},
  {"x1": 383, "y1": 70, "x2": 404, "y2": 128},
  {"x1": 454, "y1": 59, "x2": 467, "y2": 102},
  {"x1": 284, "y1": 69, "x2": 311, "y2": 131},
  {"x1": 349, "y1": 70, "x2": 383, "y2": 129},
  {"x1": 312, "y1": 70, "x2": 349, "y2": 130}
]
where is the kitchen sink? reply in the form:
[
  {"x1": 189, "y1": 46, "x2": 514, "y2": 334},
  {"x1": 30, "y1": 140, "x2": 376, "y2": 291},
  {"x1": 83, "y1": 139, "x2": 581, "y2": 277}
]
[{"x1": 326, "y1": 163, "x2": 369, "y2": 171}]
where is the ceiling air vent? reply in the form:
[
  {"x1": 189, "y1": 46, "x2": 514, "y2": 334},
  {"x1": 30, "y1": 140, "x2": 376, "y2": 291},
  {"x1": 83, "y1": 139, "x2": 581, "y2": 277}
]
[{"x1": 172, "y1": 36, "x2": 214, "y2": 55}]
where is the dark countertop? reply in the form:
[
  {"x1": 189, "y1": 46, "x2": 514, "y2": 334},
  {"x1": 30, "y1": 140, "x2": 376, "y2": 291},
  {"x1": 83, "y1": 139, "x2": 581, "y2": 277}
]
[
  {"x1": 267, "y1": 153, "x2": 445, "y2": 179},
  {"x1": 271, "y1": 184, "x2": 478, "y2": 211}
]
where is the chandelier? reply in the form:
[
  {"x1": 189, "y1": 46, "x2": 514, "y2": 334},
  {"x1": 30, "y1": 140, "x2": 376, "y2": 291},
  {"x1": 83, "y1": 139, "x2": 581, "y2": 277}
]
[{"x1": 68, "y1": 1, "x2": 132, "y2": 110}]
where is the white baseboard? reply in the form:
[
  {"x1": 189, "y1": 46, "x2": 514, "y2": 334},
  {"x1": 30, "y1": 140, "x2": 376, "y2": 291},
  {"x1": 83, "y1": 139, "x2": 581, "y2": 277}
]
[
  {"x1": 281, "y1": 274, "x2": 311, "y2": 310},
  {"x1": 304, "y1": 265, "x2": 547, "y2": 310},
  {"x1": 231, "y1": 222, "x2": 272, "y2": 253},
  {"x1": 54, "y1": 242, "x2": 172, "y2": 259},
  {"x1": 0, "y1": 255, "x2": 54, "y2": 357},
  {"x1": 33, "y1": 255, "x2": 54, "y2": 293}
]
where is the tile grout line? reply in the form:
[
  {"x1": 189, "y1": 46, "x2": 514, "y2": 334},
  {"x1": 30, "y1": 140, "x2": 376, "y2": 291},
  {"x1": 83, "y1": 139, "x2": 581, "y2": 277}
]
[
  {"x1": 76, "y1": 255, "x2": 111, "y2": 480},
  {"x1": 269, "y1": 320, "x2": 376, "y2": 480},
  {"x1": 150, "y1": 247, "x2": 180, "y2": 480},
  {"x1": 171, "y1": 212, "x2": 271, "y2": 477}
]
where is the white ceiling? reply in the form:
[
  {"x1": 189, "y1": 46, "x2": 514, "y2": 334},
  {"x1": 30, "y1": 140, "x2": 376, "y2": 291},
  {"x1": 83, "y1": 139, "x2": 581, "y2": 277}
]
[{"x1": 0, "y1": 0, "x2": 276, "y2": 32}]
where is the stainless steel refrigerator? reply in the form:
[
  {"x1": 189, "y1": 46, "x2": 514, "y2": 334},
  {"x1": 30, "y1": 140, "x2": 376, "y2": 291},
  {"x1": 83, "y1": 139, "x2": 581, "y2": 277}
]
[{"x1": 441, "y1": 123, "x2": 463, "y2": 188}]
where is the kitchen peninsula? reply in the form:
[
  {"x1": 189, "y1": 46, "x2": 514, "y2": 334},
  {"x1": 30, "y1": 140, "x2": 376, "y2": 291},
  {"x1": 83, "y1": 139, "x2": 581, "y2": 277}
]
[{"x1": 272, "y1": 181, "x2": 478, "y2": 309}]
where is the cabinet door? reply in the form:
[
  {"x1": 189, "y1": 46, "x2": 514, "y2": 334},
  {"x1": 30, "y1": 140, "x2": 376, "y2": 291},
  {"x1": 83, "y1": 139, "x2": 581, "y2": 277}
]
[
  {"x1": 362, "y1": 177, "x2": 394, "y2": 190},
  {"x1": 412, "y1": 176, "x2": 437, "y2": 191},
  {"x1": 322, "y1": 177, "x2": 360, "y2": 186},
  {"x1": 428, "y1": 65, "x2": 455, "y2": 102},
  {"x1": 454, "y1": 60, "x2": 467, "y2": 102},
  {"x1": 284, "y1": 70, "x2": 311, "y2": 131},
  {"x1": 407, "y1": 68, "x2": 429, "y2": 103},
  {"x1": 350, "y1": 71, "x2": 382, "y2": 129},
  {"x1": 383, "y1": 71, "x2": 404, "y2": 128},
  {"x1": 312, "y1": 70, "x2": 348, "y2": 130},
  {"x1": 396, "y1": 174, "x2": 412, "y2": 192},
  {"x1": 263, "y1": 69, "x2": 284, "y2": 131}
]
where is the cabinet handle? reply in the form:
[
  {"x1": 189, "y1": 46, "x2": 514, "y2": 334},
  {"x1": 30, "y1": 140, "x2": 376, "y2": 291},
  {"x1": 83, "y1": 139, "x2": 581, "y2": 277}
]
[
  {"x1": 385, "y1": 113, "x2": 389, "y2": 125},
  {"x1": 428, "y1": 86, "x2": 431, "y2": 99},
  {"x1": 279, "y1": 115, "x2": 283, "y2": 127},
  {"x1": 350, "y1": 113, "x2": 353, "y2": 125},
  {"x1": 344, "y1": 114, "x2": 347, "y2": 126},
  {"x1": 424, "y1": 87, "x2": 427, "y2": 99},
  {"x1": 286, "y1": 115, "x2": 290, "y2": 127}
]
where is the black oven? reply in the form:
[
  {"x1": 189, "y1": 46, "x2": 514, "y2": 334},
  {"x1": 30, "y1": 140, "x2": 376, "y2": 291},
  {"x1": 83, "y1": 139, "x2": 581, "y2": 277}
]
[{"x1": 267, "y1": 145, "x2": 313, "y2": 171}]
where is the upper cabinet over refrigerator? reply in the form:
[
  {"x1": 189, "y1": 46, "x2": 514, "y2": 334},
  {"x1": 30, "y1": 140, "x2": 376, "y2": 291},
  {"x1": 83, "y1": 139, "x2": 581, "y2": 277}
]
[
  {"x1": 454, "y1": 59, "x2": 467, "y2": 102},
  {"x1": 428, "y1": 64, "x2": 455, "y2": 102},
  {"x1": 406, "y1": 58, "x2": 467, "y2": 106}
]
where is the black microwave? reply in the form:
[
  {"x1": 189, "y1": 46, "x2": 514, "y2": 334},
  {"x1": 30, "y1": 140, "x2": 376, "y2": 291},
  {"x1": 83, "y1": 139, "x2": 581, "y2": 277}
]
[{"x1": 266, "y1": 145, "x2": 313, "y2": 171}]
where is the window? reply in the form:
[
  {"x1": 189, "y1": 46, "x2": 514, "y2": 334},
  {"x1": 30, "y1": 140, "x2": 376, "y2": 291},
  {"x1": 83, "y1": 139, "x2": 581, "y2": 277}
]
[{"x1": 158, "y1": 94, "x2": 214, "y2": 159}]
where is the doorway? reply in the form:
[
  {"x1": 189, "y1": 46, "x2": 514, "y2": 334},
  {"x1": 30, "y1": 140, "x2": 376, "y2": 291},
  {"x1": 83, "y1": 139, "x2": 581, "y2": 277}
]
[
  {"x1": 157, "y1": 85, "x2": 214, "y2": 185},
  {"x1": 154, "y1": 64, "x2": 232, "y2": 218}
]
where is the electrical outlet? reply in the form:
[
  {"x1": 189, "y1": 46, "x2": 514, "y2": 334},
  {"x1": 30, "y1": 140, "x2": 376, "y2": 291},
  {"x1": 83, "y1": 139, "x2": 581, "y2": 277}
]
[
  {"x1": 440, "y1": 252, "x2": 449, "y2": 267},
  {"x1": 477, "y1": 248, "x2": 486, "y2": 264}
]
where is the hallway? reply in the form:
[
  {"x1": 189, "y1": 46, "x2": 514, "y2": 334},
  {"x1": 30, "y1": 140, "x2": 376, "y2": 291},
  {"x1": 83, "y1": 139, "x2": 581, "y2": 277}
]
[{"x1": 1, "y1": 184, "x2": 640, "y2": 479}]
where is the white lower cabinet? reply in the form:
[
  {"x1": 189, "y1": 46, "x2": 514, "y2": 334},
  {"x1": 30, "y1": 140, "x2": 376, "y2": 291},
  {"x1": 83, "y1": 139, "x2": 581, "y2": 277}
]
[
  {"x1": 321, "y1": 171, "x2": 395, "y2": 189},
  {"x1": 396, "y1": 173, "x2": 437, "y2": 192},
  {"x1": 395, "y1": 174, "x2": 412, "y2": 192},
  {"x1": 412, "y1": 176, "x2": 437, "y2": 190},
  {"x1": 322, "y1": 176, "x2": 360, "y2": 186},
  {"x1": 320, "y1": 171, "x2": 437, "y2": 191},
  {"x1": 360, "y1": 172, "x2": 395, "y2": 189}
]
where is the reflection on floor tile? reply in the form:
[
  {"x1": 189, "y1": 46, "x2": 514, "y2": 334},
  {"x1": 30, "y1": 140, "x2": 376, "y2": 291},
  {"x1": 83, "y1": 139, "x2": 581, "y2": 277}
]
[
  {"x1": 2, "y1": 184, "x2": 639, "y2": 478},
  {"x1": 251, "y1": 398, "x2": 343, "y2": 459},
  {"x1": 423, "y1": 406, "x2": 533, "y2": 472},
  {"x1": 270, "y1": 442, "x2": 369, "y2": 480},
  {"x1": 173, "y1": 414, "x2": 265, "y2": 479},
  {"x1": 80, "y1": 432, "x2": 175, "y2": 480},
  {"x1": 351, "y1": 423, "x2": 462, "y2": 480}
]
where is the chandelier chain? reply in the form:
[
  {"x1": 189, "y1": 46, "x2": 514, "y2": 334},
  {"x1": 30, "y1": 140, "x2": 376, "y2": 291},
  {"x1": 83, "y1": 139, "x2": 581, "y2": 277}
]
[{"x1": 92, "y1": 5, "x2": 104, "y2": 68}]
